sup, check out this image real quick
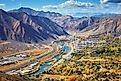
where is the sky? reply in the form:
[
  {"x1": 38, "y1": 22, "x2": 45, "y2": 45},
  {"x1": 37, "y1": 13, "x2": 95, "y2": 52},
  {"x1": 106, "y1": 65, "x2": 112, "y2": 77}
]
[{"x1": 0, "y1": 0, "x2": 121, "y2": 17}]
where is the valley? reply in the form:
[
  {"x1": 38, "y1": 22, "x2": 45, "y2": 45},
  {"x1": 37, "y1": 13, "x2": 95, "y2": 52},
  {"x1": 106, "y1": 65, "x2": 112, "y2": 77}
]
[
  {"x1": 0, "y1": 35, "x2": 121, "y2": 81},
  {"x1": 0, "y1": 6, "x2": 121, "y2": 81}
]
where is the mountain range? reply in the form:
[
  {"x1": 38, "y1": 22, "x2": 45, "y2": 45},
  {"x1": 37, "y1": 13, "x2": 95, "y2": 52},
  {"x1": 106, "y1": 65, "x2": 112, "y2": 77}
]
[
  {"x1": 10, "y1": 7, "x2": 100, "y2": 31},
  {"x1": 10, "y1": 7, "x2": 121, "y2": 37},
  {"x1": 0, "y1": 7, "x2": 121, "y2": 43},
  {"x1": 81, "y1": 15, "x2": 121, "y2": 37},
  {"x1": 0, "y1": 9, "x2": 68, "y2": 43}
]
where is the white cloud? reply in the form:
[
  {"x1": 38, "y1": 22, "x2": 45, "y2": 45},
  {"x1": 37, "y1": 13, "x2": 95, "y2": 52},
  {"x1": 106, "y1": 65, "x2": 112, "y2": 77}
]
[
  {"x1": 100, "y1": 0, "x2": 109, "y2": 4},
  {"x1": 41, "y1": 0, "x2": 121, "y2": 17},
  {"x1": 0, "y1": 4, "x2": 5, "y2": 7},
  {"x1": 41, "y1": 0, "x2": 97, "y2": 16},
  {"x1": 100, "y1": 0, "x2": 121, "y2": 4},
  {"x1": 43, "y1": 0, "x2": 95, "y2": 9}
]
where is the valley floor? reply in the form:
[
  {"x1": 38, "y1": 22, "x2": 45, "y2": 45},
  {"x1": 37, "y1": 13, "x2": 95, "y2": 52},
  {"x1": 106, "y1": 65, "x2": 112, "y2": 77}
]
[{"x1": 0, "y1": 36, "x2": 121, "y2": 81}]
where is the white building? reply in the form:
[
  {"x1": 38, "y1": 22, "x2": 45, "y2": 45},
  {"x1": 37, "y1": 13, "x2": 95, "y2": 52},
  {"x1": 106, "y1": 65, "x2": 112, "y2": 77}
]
[{"x1": 77, "y1": 40, "x2": 96, "y2": 48}]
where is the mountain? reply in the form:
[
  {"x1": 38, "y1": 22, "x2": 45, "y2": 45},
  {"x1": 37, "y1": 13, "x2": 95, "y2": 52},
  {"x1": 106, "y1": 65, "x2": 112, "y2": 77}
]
[
  {"x1": 10, "y1": 7, "x2": 100, "y2": 31},
  {"x1": 81, "y1": 15, "x2": 121, "y2": 37},
  {"x1": 10, "y1": 7, "x2": 121, "y2": 34},
  {"x1": 10, "y1": 7, "x2": 62, "y2": 18},
  {"x1": 0, "y1": 9, "x2": 68, "y2": 43},
  {"x1": 49, "y1": 16, "x2": 99, "y2": 31},
  {"x1": 7, "y1": 7, "x2": 121, "y2": 38},
  {"x1": 73, "y1": 13, "x2": 118, "y2": 17}
]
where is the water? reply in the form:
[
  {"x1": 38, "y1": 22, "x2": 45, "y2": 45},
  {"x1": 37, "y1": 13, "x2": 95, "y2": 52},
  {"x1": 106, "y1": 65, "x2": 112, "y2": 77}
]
[
  {"x1": 34, "y1": 63, "x2": 51, "y2": 75},
  {"x1": 34, "y1": 46, "x2": 71, "y2": 75},
  {"x1": 54, "y1": 55, "x2": 60, "y2": 60},
  {"x1": 34, "y1": 55, "x2": 60, "y2": 75},
  {"x1": 63, "y1": 46, "x2": 71, "y2": 53}
]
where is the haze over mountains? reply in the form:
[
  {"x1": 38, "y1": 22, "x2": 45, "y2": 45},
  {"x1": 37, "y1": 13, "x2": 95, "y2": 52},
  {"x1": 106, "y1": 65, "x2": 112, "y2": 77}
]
[{"x1": 0, "y1": 7, "x2": 121, "y2": 43}]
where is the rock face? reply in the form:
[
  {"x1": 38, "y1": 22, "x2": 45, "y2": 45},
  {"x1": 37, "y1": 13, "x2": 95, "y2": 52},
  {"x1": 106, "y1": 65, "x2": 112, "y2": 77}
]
[
  {"x1": 0, "y1": 9, "x2": 68, "y2": 43},
  {"x1": 81, "y1": 15, "x2": 121, "y2": 37},
  {"x1": 4, "y1": 7, "x2": 121, "y2": 39},
  {"x1": 10, "y1": 7, "x2": 99, "y2": 31},
  {"x1": 51, "y1": 16, "x2": 99, "y2": 31}
]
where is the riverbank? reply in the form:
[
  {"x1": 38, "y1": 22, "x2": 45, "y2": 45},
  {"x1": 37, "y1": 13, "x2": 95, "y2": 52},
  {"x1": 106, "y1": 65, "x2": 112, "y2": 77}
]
[{"x1": 33, "y1": 45, "x2": 72, "y2": 75}]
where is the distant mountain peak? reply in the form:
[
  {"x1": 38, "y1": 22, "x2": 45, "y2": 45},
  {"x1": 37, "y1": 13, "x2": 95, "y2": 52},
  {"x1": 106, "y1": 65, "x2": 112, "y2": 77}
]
[
  {"x1": 10, "y1": 7, "x2": 62, "y2": 17},
  {"x1": 19, "y1": 7, "x2": 33, "y2": 10}
]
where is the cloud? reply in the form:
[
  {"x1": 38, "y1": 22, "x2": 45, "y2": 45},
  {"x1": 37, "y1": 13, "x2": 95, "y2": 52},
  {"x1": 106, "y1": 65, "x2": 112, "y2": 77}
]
[
  {"x1": 100, "y1": 0, "x2": 121, "y2": 4},
  {"x1": 42, "y1": 0, "x2": 96, "y2": 16},
  {"x1": 41, "y1": 0, "x2": 121, "y2": 17},
  {"x1": 100, "y1": 0, "x2": 108, "y2": 4},
  {"x1": 0, "y1": 4, "x2": 5, "y2": 7},
  {"x1": 43, "y1": 0, "x2": 95, "y2": 9}
]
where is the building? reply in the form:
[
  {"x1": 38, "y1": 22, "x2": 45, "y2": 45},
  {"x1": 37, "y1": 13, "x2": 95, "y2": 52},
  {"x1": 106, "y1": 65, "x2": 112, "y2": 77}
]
[
  {"x1": 77, "y1": 40, "x2": 96, "y2": 48},
  {"x1": 0, "y1": 59, "x2": 16, "y2": 66}
]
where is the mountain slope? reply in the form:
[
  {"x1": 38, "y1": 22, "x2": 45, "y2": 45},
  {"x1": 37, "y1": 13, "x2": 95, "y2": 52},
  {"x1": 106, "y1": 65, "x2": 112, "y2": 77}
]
[
  {"x1": 10, "y1": 7, "x2": 100, "y2": 31},
  {"x1": 50, "y1": 16, "x2": 99, "y2": 31},
  {"x1": 81, "y1": 15, "x2": 121, "y2": 37},
  {"x1": 8, "y1": 7, "x2": 121, "y2": 38},
  {"x1": 10, "y1": 7, "x2": 62, "y2": 18},
  {"x1": 0, "y1": 9, "x2": 68, "y2": 43}
]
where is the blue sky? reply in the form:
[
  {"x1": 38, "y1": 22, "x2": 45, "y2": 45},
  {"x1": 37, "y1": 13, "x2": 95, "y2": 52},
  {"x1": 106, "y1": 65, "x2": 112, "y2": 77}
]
[{"x1": 0, "y1": 0, "x2": 121, "y2": 17}]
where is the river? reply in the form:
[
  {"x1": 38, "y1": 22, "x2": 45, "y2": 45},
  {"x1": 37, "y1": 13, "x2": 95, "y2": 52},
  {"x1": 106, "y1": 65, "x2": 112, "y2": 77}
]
[{"x1": 34, "y1": 46, "x2": 71, "y2": 75}]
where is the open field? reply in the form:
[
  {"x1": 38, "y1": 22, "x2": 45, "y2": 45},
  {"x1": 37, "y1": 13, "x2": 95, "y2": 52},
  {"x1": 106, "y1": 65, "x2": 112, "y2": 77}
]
[
  {"x1": 13, "y1": 48, "x2": 49, "y2": 56},
  {"x1": 0, "y1": 48, "x2": 48, "y2": 57},
  {"x1": 0, "y1": 48, "x2": 49, "y2": 71}
]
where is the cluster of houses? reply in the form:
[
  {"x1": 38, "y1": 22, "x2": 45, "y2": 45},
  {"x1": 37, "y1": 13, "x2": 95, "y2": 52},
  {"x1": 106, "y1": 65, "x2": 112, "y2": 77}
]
[
  {"x1": 0, "y1": 54, "x2": 29, "y2": 66},
  {"x1": 8, "y1": 54, "x2": 29, "y2": 61},
  {"x1": 0, "y1": 59, "x2": 16, "y2": 66},
  {"x1": 77, "y1": 40, "x2": 97, "y2": 48}
]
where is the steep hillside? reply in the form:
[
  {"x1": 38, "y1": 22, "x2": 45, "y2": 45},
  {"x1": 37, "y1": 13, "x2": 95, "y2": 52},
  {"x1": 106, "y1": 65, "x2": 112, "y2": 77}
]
[
  {"x1": 8, "y1": 7, "x2": 121, "y2": 37},
  {"x1": 81, "y1": 15, "x2": 121, "y2": 37},
  {"x1": 50, "y1": 16, "x2": 99, "y2": 31},
  {"x1": 10, "y1": 7, "x2": 100, "y2": 31},
  {"x1": 0, "y1": 9, "x2": 68, "y2": 43}
]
